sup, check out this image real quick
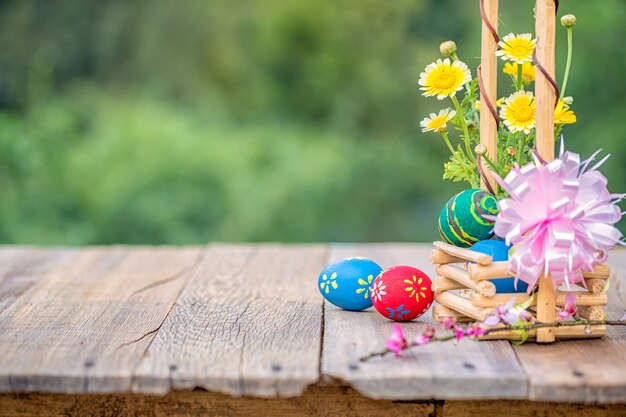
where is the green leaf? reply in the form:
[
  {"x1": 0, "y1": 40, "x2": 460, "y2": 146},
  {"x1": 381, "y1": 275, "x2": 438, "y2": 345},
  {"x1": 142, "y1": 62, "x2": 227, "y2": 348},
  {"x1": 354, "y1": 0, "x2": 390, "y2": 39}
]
[{"x1": 510, "y1": 329, "x2": 529, "y2": 345}]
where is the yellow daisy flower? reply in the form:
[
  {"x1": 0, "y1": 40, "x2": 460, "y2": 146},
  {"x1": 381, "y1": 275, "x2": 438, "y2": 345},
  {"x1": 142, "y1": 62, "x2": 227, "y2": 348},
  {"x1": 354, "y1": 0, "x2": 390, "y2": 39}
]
[
  {"x1": 554, "y1": 100, "x2": 577, "y2": 124},
  {"x1": 503, "y1": 62, "x2": 536, "y2": 84},
  {"x1": 500, "y1": 91, "x2": 536, "y2": 134},
  {"x1": 418, "y1": 58, "x2": 471, "y2": 100},
  {"x1": 420, "y1": 109, "x2": 456, "y2": 133},
  {"x1": 496, "y1": 33, "x2": 536, "y2": 64}
]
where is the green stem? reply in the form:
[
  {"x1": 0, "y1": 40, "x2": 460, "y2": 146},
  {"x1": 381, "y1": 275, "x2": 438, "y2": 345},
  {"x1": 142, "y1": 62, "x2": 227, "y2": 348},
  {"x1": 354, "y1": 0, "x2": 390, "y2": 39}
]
[
  {"x1": 561, "y1": 27, "x2": 573, "y2": 98},
  {"x1": 451, "y1": 95, "x2": 474, "y2": 163},
  {"x1": 505, "y1": 131, "x2": 513, "y2": 152},
  {"x1": 481, "y1": 152, "x2": 503, "y2": 178},
  {"x1": 440, "y1": 131, "x2": 455, "y2": 155},
  {"x1": 517, "y1": 63, "x2": 523, "y2": 90},
  {"x1": 517, "y1": 133, "x2": 527, "y2": 165}
]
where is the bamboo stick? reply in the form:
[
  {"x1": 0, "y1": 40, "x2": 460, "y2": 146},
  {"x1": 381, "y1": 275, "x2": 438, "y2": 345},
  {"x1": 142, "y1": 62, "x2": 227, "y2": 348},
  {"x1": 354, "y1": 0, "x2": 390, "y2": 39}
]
[
  {"x1": 436, "y1": 265, "x2": 496, "y2": 297},
  {"x1": 429, "y1": 249, "x2": 467, "y2": 265},
  {"x1": 468, "y1": 262, "x2": 611, "y2": 281},
  {"x1": 432, "y1": 304, "x2": 474, "y2": 323},
  {"x1": 584, "y1": 279, "x2": 606, "y2": 295},
  {"x1": 468, "y1": 261, "x2": 513, "y2": 280},
  {"x1": 470, "y1": 292, "x2": 608, "y2": 309},
  {"x1": 432, "y1": 241, "x2": 492, "y2": 265},
  {"x1": 582, "y1": 264, "x2": 610, "y2": 280},
  {"x1": 479, "y1": 0, "x2": 499, "y2": 192},
  {"x1": 432, "y1": 277, "x2": 466, "y2": 292},
  {"x1": 432, "y1": 276, "x2": 496, "y2": 298},
  {"x1": 579, "y1": 306, "x2": 606, "y2": 321},
  {"x1": 535, "y1": 0, "x2": 558, "y2": 344},
  {"x1": 479, "y1": 325, "x2": 606, "y2": 340},
  {"x1": 435, "y1": 291, "x2": 494, "y2": 321}
]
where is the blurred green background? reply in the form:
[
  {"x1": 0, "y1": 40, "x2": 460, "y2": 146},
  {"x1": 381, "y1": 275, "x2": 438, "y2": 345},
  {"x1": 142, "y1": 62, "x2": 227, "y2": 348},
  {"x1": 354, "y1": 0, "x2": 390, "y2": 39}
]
[{"x1": 0, "y1": 0, "x2": 624, "y2": 244}]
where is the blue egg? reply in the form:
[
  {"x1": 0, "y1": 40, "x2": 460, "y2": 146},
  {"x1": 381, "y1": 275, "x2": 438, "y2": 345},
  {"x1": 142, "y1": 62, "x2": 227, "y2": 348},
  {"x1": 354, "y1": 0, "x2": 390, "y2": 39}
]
[
  {"x1": 317, "y1": 257, "x2": 383, "y2": 311},
  {"x1": 470, "y1": 240, "x2": 528, "y2": 293}
]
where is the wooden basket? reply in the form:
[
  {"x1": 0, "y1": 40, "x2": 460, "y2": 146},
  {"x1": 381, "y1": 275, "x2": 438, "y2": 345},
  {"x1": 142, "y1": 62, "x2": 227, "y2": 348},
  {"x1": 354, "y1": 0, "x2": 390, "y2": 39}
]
[{"x1": 430, "y1": 0, "x2": 609, "y2": 342}]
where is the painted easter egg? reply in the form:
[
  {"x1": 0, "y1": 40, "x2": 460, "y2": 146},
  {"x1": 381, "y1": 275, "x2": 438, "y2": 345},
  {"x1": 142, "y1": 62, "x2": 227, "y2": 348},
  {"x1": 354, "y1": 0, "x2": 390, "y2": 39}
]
[
  {"x1": 371, "y1": 266, "x2": 433, "y2": 322},
  {"x1": 318, "y1": 257, "x2": 383, "y2": 311},
  {"x1": 438, "y1": 188, "x2": 498, "y2": 248},
  {"x1": 470, "y1": 240, "x2": 528, "y2": 293}
]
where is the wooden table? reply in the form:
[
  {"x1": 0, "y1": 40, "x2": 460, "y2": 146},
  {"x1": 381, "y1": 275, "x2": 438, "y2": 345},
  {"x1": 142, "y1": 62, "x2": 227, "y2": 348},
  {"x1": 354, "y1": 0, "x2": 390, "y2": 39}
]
[{"x1": 1, "y1": 244, "x2": 625, "y2": 416}]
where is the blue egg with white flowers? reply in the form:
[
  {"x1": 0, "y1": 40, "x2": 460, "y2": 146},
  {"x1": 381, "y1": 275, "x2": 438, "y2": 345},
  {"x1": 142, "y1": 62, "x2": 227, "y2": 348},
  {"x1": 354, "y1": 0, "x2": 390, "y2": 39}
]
[
  {"x1": 318, "y1": 257, "x2": 383, "y2": 311},
  {"x1": 470, "y1": 240, "x2": 528, "y2": 293}
]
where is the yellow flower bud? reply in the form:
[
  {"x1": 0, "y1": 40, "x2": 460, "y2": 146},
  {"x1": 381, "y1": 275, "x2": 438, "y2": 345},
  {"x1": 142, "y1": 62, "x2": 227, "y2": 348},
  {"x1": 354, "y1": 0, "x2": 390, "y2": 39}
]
[
  {"x1": 507, "y1": 147, "x2": 517, "y2": 157},
  {"x1": 561, "y1": 14, "x2": 577, "y2": 28},
  {"x1": 475, "y1": 144, "x2": 487, "y2": 156},
  {"x1": 439, "y1": 40, "x2": 457, "y2": 57}
]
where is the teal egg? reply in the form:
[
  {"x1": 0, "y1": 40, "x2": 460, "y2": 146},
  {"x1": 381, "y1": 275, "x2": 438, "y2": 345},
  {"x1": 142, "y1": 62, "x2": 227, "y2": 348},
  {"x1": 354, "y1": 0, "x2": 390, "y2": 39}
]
[
  {"x1": 317, "y1": 257, "x2": 383, "y2": 311},
  {"x1": 438, "y1": 188, "x2": 498, "y2": 248}
]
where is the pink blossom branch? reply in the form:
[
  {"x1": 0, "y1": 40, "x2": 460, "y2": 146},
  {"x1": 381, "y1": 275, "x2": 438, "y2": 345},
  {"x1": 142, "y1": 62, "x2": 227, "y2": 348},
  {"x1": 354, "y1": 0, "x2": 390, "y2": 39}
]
[{"x1": 359, "y1": 318, "x2": 626, "y2": 362}]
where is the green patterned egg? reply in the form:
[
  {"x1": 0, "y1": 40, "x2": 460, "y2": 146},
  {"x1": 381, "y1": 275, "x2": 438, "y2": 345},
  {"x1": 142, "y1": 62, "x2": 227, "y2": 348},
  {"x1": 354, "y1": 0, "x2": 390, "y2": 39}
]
[{"x1": 438, "y1": 188, "x2": 498, "y2": 248}]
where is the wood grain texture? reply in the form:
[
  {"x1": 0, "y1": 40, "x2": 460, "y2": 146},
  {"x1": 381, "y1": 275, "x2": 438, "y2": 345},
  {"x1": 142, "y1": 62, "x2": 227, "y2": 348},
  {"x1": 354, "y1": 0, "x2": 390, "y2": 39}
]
[
  {"x1": 322, "y1": 243, "x2": 527, "y2": 400},
  {"x1": 512, "y1": 248, "x2": 626, "y2": 403},
  {"x1": 435, "y1": 291, "x2": 493, "y2": 321},
  {"x1": 0, "y1": 247, "x2": 78, "y2": 313},
  {"x1": 133, "y1": 244, "x2": 326, "y2": 398},
  {"x1": 534, "y1": 0, "x2": 558, "y2": 344},
  {"x1": 437, "y1": 264, "x2": 496, "y2": 297},
  {"x1": 433, "y1": 242, "x2": 492, "y2": 265},
  {"x1": 0, "y1": 246, "x2": 202, "y2": 394},
  {"x1": 479, "y1": 0, "x2": 499, "y2": 192}
]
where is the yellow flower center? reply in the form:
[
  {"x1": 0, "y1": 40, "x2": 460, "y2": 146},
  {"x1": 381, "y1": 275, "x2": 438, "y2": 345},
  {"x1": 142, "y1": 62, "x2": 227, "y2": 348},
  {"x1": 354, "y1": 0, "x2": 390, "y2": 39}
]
[
  {"x1": 434, "y1": 73, "x2": 457, "y2": 89},
  {"x1": 512, "y1": 45, "x2": 529, "y2": 57},
  {"x1": 514, "y1": 106, "x2": 533, "y2": 122},
  {"x1": 428, "y1": 115, "x2": 448, "y2": 129}
]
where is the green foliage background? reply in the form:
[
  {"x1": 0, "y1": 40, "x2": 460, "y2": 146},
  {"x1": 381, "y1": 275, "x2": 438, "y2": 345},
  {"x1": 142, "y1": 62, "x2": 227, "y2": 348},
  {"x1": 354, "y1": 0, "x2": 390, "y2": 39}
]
[{"x1": 0, "y1": 0, "x2": 624, "y2": 244}]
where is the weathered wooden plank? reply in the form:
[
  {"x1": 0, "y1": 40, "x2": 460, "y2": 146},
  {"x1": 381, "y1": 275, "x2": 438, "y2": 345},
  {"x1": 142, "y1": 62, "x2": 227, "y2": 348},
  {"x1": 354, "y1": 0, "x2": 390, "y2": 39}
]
[
  {"x1": 133, "y1": 244, "x2": 326, "y2": 398},
  {"x1": 322, "y1": 243, "x2": 527, "y2": 400},
  {"x1": 0, "y1": 247, "x2": 78, "y2": 313},
  {"x1": 0, "y1": 246, "x2": 202, "y2": 394},
  {"x1": 512, "y1": 248, "x2": 626, "y2": 403},
  {"x1": 0, "y1": 385, "x2": 435, "y2": 417}
]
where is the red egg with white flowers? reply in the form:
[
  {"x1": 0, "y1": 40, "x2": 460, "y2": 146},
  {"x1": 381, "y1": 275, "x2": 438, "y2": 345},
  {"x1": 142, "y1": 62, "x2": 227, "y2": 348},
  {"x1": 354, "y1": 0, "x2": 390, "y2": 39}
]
[{"x1": 370, "y1": 266, "x2": 433, "y2": 321}]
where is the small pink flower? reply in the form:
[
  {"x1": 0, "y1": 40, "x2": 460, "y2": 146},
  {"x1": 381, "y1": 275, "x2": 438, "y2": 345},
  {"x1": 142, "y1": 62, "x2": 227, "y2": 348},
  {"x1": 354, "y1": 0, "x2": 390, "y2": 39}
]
[
  {"x1": 495, "y1": 297, "x2": 516, "y2": 317},
  {"x1": 483, "y1": 297, "x2": 518, "y2": 326},
  {"x1": 439, "y1": 317, "x2": 456, "y2": 329},
  {"x1": 518, "y1": 310, "x2": 534, "y2": 323},
  {"x1": 414, "y1": 333, "x2": 431, "y2": 346},
  {"x1": 454, "y1": 325, "x2": 465, "y2": 341},
  {"x1": 386, "y1": 323, "x2": 408, "y2": 356},
  {"x1": 502, "y1": 311, "x2": 520, "y2": 324},
  {"x1": 558, "y1": 292, "x2": 577, "y2": 319},
  {"x1": 466, "y1": 324, "x2": 486, "y2": 338},
  {"x1": 482, "y1": 315, "x2": 501, "y2": 326}
]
